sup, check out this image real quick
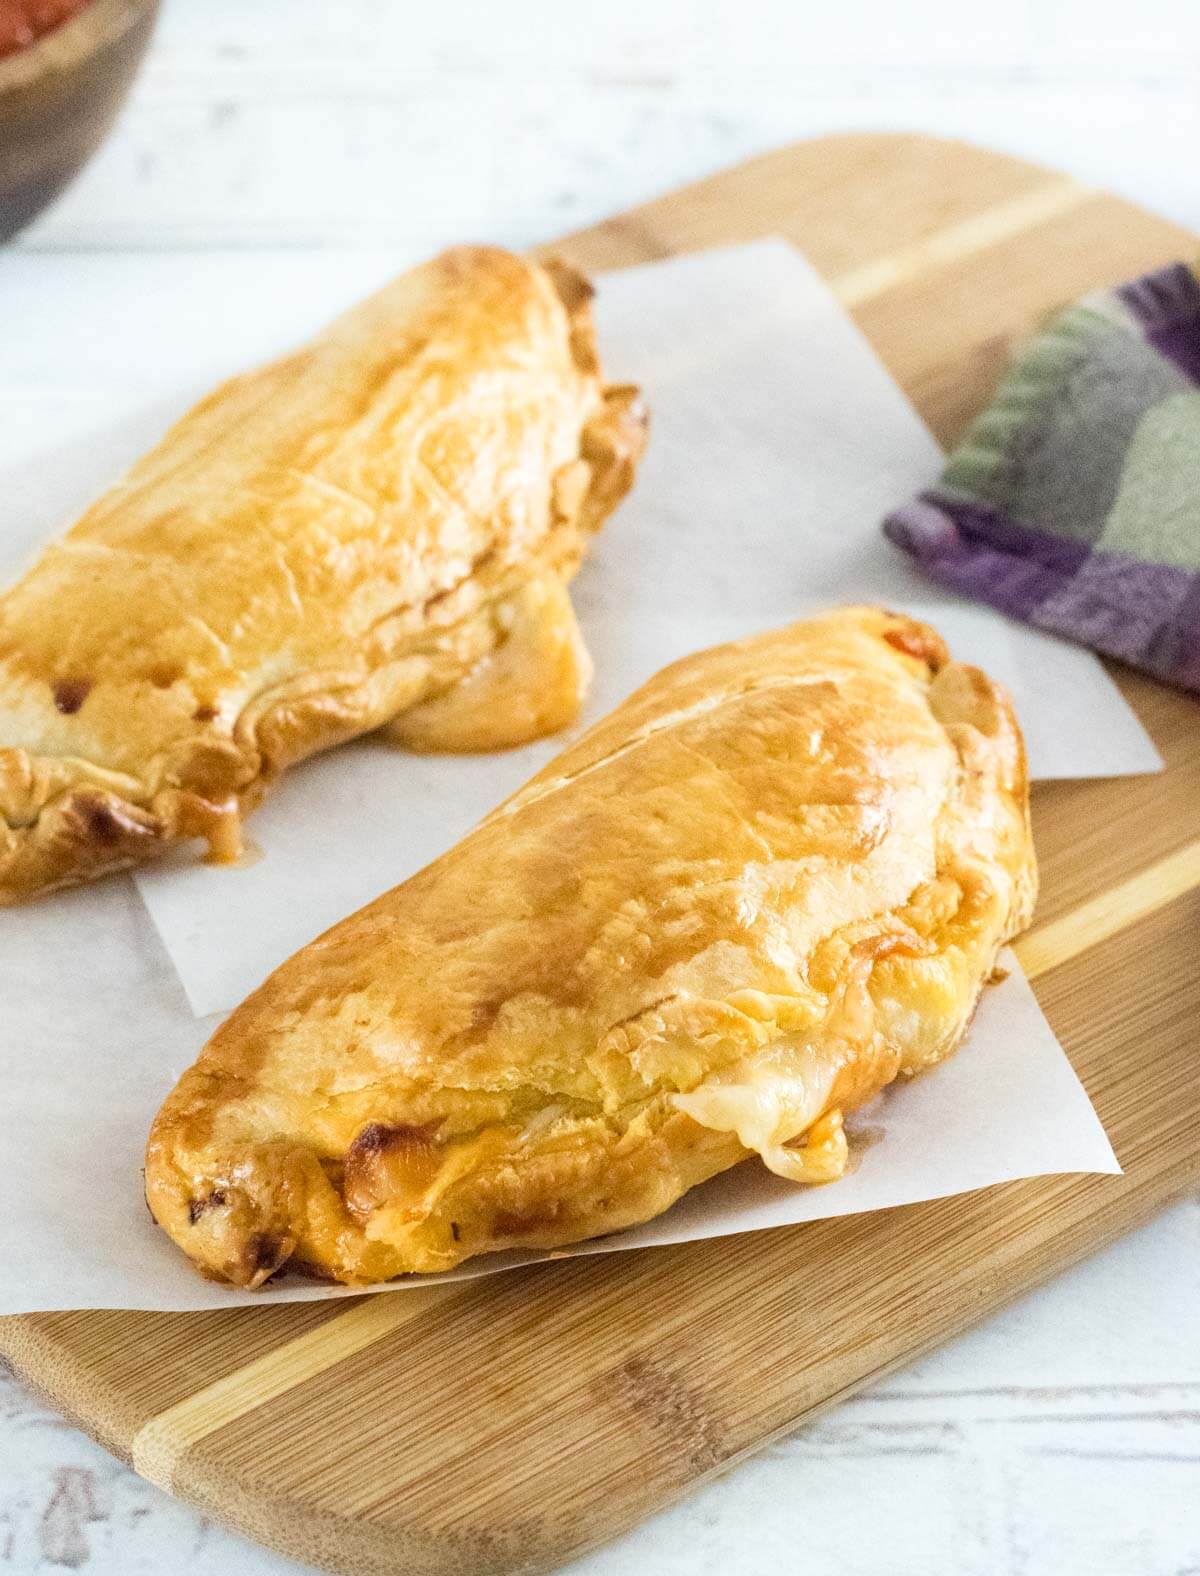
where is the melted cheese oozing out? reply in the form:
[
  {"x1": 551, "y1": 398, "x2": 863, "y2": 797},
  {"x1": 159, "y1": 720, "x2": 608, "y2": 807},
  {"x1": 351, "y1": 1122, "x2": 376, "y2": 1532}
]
[{"x1": 672, "y1": 1041, "x2": 849, "y2": 1183}]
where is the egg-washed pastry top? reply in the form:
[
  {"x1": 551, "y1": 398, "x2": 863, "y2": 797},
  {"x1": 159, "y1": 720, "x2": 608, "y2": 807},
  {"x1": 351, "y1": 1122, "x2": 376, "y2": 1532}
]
[
  {"x1": 0, "y1": 246, "x2": 646, "y2": 903},
  {"x1": 146, "y1": 606, "x2": 1038, "y2": 1288}
]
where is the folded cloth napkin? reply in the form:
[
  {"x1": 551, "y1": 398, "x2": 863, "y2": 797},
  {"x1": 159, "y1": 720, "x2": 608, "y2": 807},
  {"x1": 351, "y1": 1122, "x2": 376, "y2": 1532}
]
[{"x1": 884, "y1": 261, "x2": 1200, "y2": 692}]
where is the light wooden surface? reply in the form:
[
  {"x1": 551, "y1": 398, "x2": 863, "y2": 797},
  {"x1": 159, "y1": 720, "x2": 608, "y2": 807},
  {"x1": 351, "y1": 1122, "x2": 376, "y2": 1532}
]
[{"x1": 3, "y1": 131, "x2": 1200, "y2": 1576}]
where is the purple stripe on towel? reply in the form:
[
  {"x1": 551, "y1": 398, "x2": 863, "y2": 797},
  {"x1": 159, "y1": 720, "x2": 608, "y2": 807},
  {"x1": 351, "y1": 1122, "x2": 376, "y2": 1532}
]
[
  {"x1": 1117, "y1": 262, "x2": 1200, "y2": 385},
  {"x1": 884, "y1": 496, "x2": 1090, "y2": 621},
  {"x1": 884, "y1": 494, "x2": 1200, "y2": 690}
]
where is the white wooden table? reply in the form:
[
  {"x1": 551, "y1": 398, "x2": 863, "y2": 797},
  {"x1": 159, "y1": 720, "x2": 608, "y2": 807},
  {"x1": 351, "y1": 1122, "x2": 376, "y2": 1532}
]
[{"x1": 4, "y1": 3, "x2": 1200, "y2": 1572}]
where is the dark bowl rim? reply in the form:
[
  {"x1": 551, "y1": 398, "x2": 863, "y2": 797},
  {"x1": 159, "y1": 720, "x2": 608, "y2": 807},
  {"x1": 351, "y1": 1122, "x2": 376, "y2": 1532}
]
[{"x1": 0, "y1": 0, "x2": 160, "y2": 94}]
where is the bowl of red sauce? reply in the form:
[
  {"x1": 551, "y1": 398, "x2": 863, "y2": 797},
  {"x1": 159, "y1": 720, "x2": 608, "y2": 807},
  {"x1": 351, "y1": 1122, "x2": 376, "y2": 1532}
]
[{"x1": 0, "y1": 0, "x2": 159, "y2": 242}]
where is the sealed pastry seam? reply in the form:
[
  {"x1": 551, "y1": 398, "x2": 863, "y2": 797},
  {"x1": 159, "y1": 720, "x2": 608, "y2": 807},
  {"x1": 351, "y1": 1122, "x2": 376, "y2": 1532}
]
[
  {"x1": 0, "y1": 246, "x2": 647, "y2": 902},
  {"x1": 482, "y1": 669, "x2": 855, "y2": 824},
  {"x1": 145, "y1": 606, "x2": 1038, "y2": 1288}
]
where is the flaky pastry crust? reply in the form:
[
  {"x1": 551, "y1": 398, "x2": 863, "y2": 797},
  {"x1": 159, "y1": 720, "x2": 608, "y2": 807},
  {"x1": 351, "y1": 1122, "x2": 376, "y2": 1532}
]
[
  {"x1": 146, "y1": 606, "x2": 1037, "y2": 1287},
  {"x1": 0, "y1": 246, "x2": 646, "y2": 903}
]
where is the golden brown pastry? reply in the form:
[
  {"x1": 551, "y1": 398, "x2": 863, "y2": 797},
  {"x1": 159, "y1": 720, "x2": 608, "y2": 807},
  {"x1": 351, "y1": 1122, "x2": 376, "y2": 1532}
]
[
  {"x1": 146, "y1": 606, "x2": 1037, "y2": 1287},
  {"x1": 0, "y1": 246, "x2": 646, "y2": 903}
]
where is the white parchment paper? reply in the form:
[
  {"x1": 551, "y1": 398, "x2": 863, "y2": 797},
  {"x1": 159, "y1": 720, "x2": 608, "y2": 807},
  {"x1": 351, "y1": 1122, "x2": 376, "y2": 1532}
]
[{"x1": 0, "y1": 241, "x2": 1125, "y2": 1313}]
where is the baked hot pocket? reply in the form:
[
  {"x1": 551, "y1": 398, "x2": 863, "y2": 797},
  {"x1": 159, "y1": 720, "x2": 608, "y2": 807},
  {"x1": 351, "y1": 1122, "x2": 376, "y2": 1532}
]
[
  {"x1": 146, "y1": 606, "x2": 1037, "y2": 1288},
  {"x1": 0, "y1": 247, "x2": 646, "y2": 903}
]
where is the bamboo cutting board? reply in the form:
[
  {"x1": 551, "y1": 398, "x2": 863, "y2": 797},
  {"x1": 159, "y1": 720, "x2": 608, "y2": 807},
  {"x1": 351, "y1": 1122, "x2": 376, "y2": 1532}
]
[{"x1": 3, "y1": 133, "x2": 1199, "y2": 1576}]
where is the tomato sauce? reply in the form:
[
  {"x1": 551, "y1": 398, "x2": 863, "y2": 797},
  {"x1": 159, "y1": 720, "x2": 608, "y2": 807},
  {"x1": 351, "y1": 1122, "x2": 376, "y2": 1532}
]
[{"x1": 0, "y1": 0, "x2": 94, "y2": 58}]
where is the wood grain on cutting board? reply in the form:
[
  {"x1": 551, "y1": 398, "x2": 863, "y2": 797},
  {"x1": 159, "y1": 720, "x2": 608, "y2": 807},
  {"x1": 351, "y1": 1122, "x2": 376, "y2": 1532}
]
[{"x1": 2, "y1": 133, "x2": 1198, "y2": 1576}]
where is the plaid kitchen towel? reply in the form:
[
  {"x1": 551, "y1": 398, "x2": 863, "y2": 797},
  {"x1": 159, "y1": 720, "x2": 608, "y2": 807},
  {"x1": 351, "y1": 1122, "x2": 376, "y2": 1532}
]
[{"x1": 884, "y1": 260, "x2": 1200, "y2": 692}]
